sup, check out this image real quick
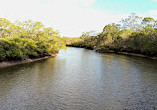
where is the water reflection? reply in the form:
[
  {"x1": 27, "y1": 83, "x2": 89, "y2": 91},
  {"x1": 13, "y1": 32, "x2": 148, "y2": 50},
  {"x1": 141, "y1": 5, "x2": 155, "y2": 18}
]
[{"x1": 0, "y1": 47, "x2": 157, "y2": 110}]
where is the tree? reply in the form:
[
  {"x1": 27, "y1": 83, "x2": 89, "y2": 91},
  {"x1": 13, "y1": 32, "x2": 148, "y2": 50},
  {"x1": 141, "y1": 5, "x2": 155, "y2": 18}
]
[
  {"x1": 142, "y1": 17, "x2": 155, "y2": 27},
  {"x1": 80, "y1": 30, "x2": 97, "y2": 39},
  {"x1": 142, "y1": 24, "x2": 155, "y2": 34},
  {"x1": 0, "y1": 18, "x2": 66, "y2": 61},
  {"x1": 121, "y1": 13, "x2": 142, "y2": 32},
  {"x1": 0, "y1": 18, "x2": 13, "y2": 38},
  {"x1": 102, "y1": 23, "x2": 120, "y2": 40},
  {"x1": 119, "y1": 29, "x2": 132, "y2": 39}
]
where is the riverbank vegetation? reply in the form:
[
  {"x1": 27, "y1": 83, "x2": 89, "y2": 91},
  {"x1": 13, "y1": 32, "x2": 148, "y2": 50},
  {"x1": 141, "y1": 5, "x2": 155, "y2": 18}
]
[
  {"x1": 62, "y1": 37, "x2": 83, "y2": 46},
  {"x1": 69, "y1": 14, "x2": 157, "y2": 57},
  {"x1": 0, "y1": 18, "x2": 66, "y2": 61}
]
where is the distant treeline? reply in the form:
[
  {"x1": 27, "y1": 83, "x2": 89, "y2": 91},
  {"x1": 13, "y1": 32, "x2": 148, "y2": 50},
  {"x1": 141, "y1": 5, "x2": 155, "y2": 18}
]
[
  {"x1": 69, "y1": 14, "x2": 157, "y2": 56},
  {"x1": 62, "y1": 37, "x2": 83, "y2": 45},
  {"x1": 0, "y1": 18, "x2": 66, "y2": 61}
]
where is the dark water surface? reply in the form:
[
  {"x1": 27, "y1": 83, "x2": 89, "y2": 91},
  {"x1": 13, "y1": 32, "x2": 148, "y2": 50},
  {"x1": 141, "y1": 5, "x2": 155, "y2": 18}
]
[{"x1": 0, "y1": 47, "x2": 157, "y2": 110}]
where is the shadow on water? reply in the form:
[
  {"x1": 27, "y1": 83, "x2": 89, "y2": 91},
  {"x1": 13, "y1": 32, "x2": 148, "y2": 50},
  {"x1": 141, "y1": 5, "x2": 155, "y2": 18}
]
[{"x1": 0, "y1": 47, "x2": 157, "y2": 110}]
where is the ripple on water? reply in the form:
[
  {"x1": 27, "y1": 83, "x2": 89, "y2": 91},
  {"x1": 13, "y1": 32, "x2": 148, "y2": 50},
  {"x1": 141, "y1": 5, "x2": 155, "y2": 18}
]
[{"x1": 0, "y1": 47, "x2": 157, "y2": 110}]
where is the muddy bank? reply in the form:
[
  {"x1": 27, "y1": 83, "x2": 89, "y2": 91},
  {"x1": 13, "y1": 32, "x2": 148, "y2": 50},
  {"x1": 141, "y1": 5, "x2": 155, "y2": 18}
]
[
  {"x1": 67, "y1": 45, "x2": 157, "y2": 60},
  {"x1": 94, "y1": 47, "x2": 157, "y2": 60},
  {"x1": 0, "y1": 53, "x2": 57, "y2": 68},
  {"x1": 116, "y1": 52, "x2": 157, "y2": 60}
]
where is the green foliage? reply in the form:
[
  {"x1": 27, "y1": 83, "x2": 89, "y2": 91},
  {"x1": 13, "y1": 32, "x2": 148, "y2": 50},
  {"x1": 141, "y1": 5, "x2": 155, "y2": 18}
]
[
  {"x1": 62, "y1": 37, "x2": 83, "y2": 45},
  {"x1": 69, "y1": 14, "x2": 157, "y2": 57},
  {"x1": 121, "y1": 13, "x2": 143, "y2": 32},
  {"x1": 119, "y1": 29, "x2": 132, "y2": 39},
  {"x1": 0, "y1": 18, "x2": 66, "y2": 61}
]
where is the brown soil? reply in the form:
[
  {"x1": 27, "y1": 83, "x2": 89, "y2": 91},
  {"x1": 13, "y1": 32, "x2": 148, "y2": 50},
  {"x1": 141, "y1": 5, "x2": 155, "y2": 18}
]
[{"x1": 0, "y1": 54, "x2": 57, "y2": 68}]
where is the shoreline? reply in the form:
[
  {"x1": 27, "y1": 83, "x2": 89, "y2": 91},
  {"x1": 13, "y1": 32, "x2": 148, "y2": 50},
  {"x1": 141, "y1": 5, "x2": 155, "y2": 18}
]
[
  {"x1": 1, "y1": 46, "x2": 156, "y2": 69},
  {"x1": 115, "y1": 52, "x2": 157, "y2": 60},
  {"x1": 0, "y1": 54, "x2": 57, "y2": 69},
  {"x1": 67, "y1": 45, "x2": 157, "y2": 60}
]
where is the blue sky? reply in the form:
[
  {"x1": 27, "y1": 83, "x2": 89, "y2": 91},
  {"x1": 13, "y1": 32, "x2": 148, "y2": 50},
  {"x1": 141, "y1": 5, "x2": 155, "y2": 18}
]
[
  {"x1": 92, "y1": 0, "x2": 157, "y2": 15},
  {"x1": 0, "y1": 0, "x2": 157, "y2": 37}
]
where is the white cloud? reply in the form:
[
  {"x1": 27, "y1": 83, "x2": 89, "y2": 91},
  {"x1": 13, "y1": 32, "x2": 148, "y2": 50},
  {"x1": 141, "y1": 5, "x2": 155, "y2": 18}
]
[
  {"x1": 79, "y1": 0, "x2": 96, "y2": 6},
  {"x1": 150, "y1": 10, "x2": 157, "y2": 18},
  {"x1": 0, "y1": 0, "x2": 124, "y2": 37}
]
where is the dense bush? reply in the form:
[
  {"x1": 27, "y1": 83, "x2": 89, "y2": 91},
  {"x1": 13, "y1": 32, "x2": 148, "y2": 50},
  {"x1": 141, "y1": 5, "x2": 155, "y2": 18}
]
[
  {"x1": 69, "y1": 14, "x2": 157, "y2": 57},
  {"x1": 0, "y1": 18, "x2": 66, "y2": 61}
]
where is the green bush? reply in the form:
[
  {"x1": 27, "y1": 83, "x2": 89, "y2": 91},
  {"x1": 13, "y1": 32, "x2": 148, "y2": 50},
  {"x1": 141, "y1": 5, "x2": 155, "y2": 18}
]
[{"x1": 0, "y1": 18, "x2": 66, "y2": 61}]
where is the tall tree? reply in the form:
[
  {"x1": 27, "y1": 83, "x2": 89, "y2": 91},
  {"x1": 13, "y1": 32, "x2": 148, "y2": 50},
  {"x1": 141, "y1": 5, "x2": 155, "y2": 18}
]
[
  {"x1": 121, "y1": 13, "x2": 142, "y2": 32},
  {"x1": 142, "y1": 17, "x2": 155, "y2": 27}
]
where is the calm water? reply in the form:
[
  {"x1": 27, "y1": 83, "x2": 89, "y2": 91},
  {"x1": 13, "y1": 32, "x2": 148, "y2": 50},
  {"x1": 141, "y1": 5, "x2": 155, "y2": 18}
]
[{"x1": 0, "y1": 47, "x2": 157, "y2": 110}]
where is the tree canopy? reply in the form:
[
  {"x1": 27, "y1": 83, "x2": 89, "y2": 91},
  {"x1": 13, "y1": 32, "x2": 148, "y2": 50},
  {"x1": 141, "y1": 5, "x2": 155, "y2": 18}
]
[
  {"x1": 69, "y1": 14, "x2": 157, "y2": 57},
  {"x1": 0, "y1": 18, "x2": 66, "y2": 61}
]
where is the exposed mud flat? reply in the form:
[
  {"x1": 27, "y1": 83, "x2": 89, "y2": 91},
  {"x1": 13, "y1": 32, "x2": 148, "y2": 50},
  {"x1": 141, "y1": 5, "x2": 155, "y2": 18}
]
[{"x1": 0, "y1": 54, "x2": 57, "y2": 68}]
